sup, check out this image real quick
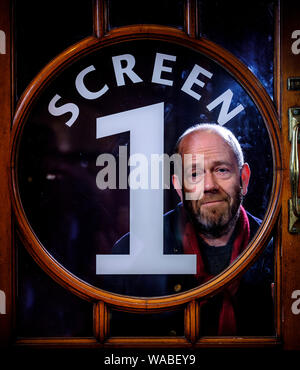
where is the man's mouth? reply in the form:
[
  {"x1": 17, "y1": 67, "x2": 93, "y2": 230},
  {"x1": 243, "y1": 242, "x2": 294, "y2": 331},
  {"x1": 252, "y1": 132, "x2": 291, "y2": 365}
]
[{"x1": 200, "y1": 198, "x2": 227, "y2": 206}]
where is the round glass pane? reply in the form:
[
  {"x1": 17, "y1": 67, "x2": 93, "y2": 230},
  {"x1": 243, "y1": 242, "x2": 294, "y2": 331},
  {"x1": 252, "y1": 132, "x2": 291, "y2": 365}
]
[{"x1": 16, "y1": 39, "x2": 273, "y2": 297}]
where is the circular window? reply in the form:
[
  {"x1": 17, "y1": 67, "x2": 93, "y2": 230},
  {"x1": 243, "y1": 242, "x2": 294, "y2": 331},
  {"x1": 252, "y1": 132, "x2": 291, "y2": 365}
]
[{"x1": 10, "y1": 30, "x2": 281, "y2": 309}]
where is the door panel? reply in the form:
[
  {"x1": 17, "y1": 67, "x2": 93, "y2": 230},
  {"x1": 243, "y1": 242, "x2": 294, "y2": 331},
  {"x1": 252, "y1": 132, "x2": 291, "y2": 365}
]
[{"x1": 0, "y1": 0, "x2": 299, "y2": 351}]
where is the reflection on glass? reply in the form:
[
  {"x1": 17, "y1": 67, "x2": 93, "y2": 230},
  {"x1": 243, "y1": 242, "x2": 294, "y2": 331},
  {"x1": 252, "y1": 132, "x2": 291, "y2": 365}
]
[{"x1": 198, "y1": 0, "x2": 275, "y2": 99}]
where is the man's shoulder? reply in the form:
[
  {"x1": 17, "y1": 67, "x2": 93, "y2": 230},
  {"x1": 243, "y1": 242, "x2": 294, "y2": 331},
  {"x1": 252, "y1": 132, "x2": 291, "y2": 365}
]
[
  {"x1": 246, "y1": 211, "x2": 262, "y2": 225},
  {"x1": 245, "y1": 209, "x2": 273, "y2": 251},
  {"x1": 243, "y1": 209, "x2": 274, "y2": 284},
  {"x1": 113, "y1": 206, "x2": 264, "y2": 251},
  {"x1": 113, "y1": 203, "x2": 182, "y2": 253},
  {"x1": 113, "y1": 232, "x2": 130, "y2": 253},
  {"x1": 246, "y1": 210, "x2": 262, "y2": 240},
  {"x1": 164, "y1": 202, "x2": 182, "y2": 218}
]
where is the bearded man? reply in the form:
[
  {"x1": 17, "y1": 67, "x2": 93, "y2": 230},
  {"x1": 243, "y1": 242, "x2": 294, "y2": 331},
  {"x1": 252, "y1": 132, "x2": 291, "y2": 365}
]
[
  {"x1": 106, "y1": 124, "x2": 274, "y2": 336},
  {"x1": 171, "y1": 123, "x2": 251, "y2": 280}
]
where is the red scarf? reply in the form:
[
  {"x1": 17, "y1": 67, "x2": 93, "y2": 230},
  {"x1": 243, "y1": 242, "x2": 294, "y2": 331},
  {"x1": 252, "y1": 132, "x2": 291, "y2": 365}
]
[{"x1": 182, "y1": 205, "x2": 250, "y2": 335}]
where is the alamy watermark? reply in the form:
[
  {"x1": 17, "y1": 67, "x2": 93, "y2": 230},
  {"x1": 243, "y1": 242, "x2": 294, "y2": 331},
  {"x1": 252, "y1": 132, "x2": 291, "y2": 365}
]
[
  {"x1": 0, "y1": 290, "x2": 6, "y2": 315},
  {"x1": 95, "y1": 145, "x2": 204, "y2": 200}
]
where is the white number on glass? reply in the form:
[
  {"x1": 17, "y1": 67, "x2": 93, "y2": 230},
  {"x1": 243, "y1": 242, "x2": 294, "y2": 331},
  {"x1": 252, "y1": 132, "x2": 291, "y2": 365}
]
[{"x1": 96, "y1": 102, "x2": 196, "y2": 274}]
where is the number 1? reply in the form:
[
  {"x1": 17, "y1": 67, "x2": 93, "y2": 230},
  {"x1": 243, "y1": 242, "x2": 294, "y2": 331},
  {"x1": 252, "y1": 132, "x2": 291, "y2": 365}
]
[{"x1": 96, "y1": 103, "x2": 196, "y2": 274}]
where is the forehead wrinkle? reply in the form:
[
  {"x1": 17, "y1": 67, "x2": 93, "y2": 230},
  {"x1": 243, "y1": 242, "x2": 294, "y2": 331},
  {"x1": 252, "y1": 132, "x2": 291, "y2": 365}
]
[
  {"x1": 179, "y1": 131, "x2": 237, "y2": 164},
  {"x1": 179, "y1": 130, "x2": 239, "y2": 173}
]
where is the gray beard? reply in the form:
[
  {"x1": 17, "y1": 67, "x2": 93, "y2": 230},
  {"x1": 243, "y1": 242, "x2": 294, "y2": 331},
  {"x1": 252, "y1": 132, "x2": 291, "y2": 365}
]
[
  {"x1": 193, "y1": 205, "x2": 241, "y2": 239},
  {"x1": 184, "y1": 189, "x2": 243, "y2": 239}
]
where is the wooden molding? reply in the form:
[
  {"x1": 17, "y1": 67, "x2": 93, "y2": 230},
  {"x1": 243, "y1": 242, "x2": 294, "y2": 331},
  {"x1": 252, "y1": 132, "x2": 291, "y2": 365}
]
[
  {"x1": 93, "y1": 0, "x2": 109, "y2": 38},
  {"x1": 93, "y1": 301, "x2": 110, "y2": 343},
  {"x1": 15, "y1": 336, "x2": 280, "y2": 349},
  {"x1": 184, "y1": 300, "x2": 200, "y2": 343},
  {"x1": 184, "y1": 0, "x2": 198, "y2": 38}
]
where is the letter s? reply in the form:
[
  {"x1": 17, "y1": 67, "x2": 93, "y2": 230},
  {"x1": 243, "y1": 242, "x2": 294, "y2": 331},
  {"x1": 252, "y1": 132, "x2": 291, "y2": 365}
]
[
  {"x1": 48, "y1": 94, "x2": 79, "y2": 127},
  {"x1": 291, "y1": 30, "x2": 300, "y2": 55},
  {"x1": 291, "y1": 290, "x2": 300, "y2": 315}
]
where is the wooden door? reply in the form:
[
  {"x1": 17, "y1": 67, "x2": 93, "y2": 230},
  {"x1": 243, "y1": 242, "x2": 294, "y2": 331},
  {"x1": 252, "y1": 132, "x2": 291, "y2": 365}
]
[{"x1": 0, "y1": 0, "x2": 300, "y2": 352}]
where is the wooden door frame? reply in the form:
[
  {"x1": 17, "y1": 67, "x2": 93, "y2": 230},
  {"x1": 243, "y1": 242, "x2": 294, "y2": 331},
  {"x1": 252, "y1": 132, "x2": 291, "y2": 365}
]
[{"x1": 1, "y1": 0, "x2": 300, "y2": 350}]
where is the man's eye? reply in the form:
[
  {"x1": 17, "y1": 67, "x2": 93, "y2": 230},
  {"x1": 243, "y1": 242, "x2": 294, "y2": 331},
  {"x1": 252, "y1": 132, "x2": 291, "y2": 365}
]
[{"x1": 216, "y1": 167, "x2": 230, "y2": 175}]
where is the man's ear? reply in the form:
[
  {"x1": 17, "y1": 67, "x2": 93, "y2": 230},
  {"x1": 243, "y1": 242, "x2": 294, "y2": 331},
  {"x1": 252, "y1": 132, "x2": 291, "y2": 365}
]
[
  {"x1": 240, "y1": 163, "x2": 251, "y2": 196},
  {"x1": 172, "y1": 174, "x2": 183, "y2": 201}
]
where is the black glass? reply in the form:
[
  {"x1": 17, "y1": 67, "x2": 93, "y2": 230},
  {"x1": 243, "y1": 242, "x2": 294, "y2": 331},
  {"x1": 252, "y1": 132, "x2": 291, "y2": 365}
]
[
  {"x1": 14, "y1": 0, "x2": 93, "y2": 100},
  {"x1": 108, "y1": 0, "x2": 184, "y2": 30},
  {"x1": 198, "y1": 0, "x2": 275, "y2": 99},
  {"x1": 17, "y1": 239, "x2": 93, "y2": 337}
]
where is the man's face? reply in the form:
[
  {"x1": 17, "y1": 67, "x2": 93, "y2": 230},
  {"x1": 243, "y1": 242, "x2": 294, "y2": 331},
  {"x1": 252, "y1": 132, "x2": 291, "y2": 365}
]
[{"x1": 175, "y1": 130, "x2": 249, "y2": 237}]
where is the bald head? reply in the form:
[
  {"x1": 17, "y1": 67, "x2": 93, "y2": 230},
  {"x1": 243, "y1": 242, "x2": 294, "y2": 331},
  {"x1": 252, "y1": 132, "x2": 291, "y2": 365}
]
[
  {"x1": 175, "y1": 124, "x2": 244, "y2": 170},
  {"x1": 172, "y1": 124, "x2": 251, "y2": 243}
]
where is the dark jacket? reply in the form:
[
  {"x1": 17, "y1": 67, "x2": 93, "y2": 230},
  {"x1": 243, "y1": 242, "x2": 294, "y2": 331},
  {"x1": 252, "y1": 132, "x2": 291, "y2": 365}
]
[{"x1": 101, "y1": 203, "x2": 274, "y2": 336}]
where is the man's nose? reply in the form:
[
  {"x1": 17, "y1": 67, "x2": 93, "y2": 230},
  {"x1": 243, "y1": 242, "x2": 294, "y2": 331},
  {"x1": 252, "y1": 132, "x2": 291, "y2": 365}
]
[{"x1": 204, "y1": 171, "x2": 219, "y2": 192}]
